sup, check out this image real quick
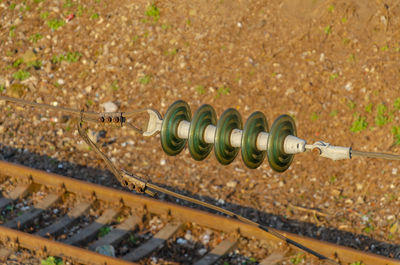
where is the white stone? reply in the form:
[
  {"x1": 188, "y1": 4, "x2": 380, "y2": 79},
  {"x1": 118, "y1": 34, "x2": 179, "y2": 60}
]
[
  {"x1": 176, "y1": 238, "x2": 187, "y2": 245},
  {"x1": 344, "y1": 82, "x2": 353, "y2": 91},
  {"x1": 95, "y1": 245, "x2": 115, "y2": 257},
  {"x1": 101, "y1": 101, "x2": 118, "y2": 112},
  {"x1": 198, "y1": 248, "x2": 207, "y2": 256},
  {"x1": 184, "y1": 230, "x2": 192, "y2": 241},
  {"x1": 226, "y1": 181, "x2": 237, "y2": 188}
]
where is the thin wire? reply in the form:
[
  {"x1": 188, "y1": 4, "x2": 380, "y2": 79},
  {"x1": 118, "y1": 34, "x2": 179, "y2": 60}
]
[
  {"x1": 146, "y1": 183, "x2": 337, "y2": 263},
  {"x1": 0, "y1": 95, "x2": 148, "y2": 134},
  {"x1": 351, "y1": 150, "x2": 400, "y2": 161},
  {"x1": 77, "y1": 121, "x2": 338, "y2": 264},
  {"x1": 0, "y1": 95, "x2": 148, "y2": 118}
]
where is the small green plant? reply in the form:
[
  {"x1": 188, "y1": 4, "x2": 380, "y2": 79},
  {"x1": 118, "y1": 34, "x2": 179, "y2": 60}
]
[
  {"x1": 341, "y1": 17, "x2": 348, "y2": 23},
  {"x1": 329, "y1": 73, "x2": 338, "y2": 80},
  {"x1": 311, "y1": 112, "x2": 319, "y2": 121},
  {"x1": 76, "y1": 5, "x2": 85, "y2": 16},
  {"x1": 63, "y1": 0, "x2": 74, "y2": 8},
  {"x1": 41, "y1": 256, "x2": 63, "y2": 265},
  {"x1": 195, "y1": 85, "x2": 205, "y2": 95},
  {"x1": 392, "y1": 126, "x2": 400, "y2": 145},
  {"x1": 40, "y1": 11, "x2": 49, "y2": 20},
  {"x1": 51, "y1": 52, "x2": 81, "y2": 64},
  {"x1": 9, "y1": 2, "x2": 16, "y2": 10},
  {"x1": 248, "y1": 257, "x2": 257, "y2": 263},
  {"x1": 380, "y1": 45, "x2": 389, "y2": 52},
  {"x1": 347, "y1": 99, "x2": 356, "y2": 109},
  {"x1": 145, "y1": 4, "x2": 160, "y2": 22},
  {"x1": 327, "y1": 4, "x2": 335, "y2": 12},
  {"x1": 132, "y1": 35, "x2": 139, "y2": 42},
  {"x1": 65, "y1": 51, "x2": 82, "y2": 62},
  {"x1": 394, "y1": 98, "x2": 400, "y2": 111},
  {"x1": 29, "y1": 33, "x2": 43, "y2": 43},
  {"x1": 110, "y1": 80, "x2": 120, "y2": 91},
  {"x1": 51, "y1": 54, "x2": 65, "y2": 64},
  {"x1": 329, "y1": 175, "x2": 337, "y2": 184},
  {"x1": 47, "y1": 19, "x2": 65, "y2": 30},
  {"x1": 365, "y1": 103, "x2": 373, "y2": 113},
  {"x1": 27, "y1": 60, "x2": 42, "y2": 69},
  {"x1": 12, "y1": 58, "x2": 24, "y2": 68},
  {"x1": 375, "y1": 103, "x2": 389, "y2": 126},
  {"x1": 216, "y1": 86, "x2": 230, "y2": 97},
  {"x1": 363, "y1": 223, "x2": 375, "y2": 234},
  {"x1": 330, "y1": 110, "x2": 337, "y2": 117},
  {"x1": 343, "y1": 37, "x2": 350, "y2": 45},
  {"x1": 290, "y1": 253, "x2": 304, "y2": 264},
  {"x1": 350, "y1": 115, "x2": 368, "y2": 133},
  {"x1": 139, "y1": 75, "x2": 151, "y2": 85},
  {"x1": 9, "y1": 26, "x2": 16, "y2": 38},
  {"x1": 324, "y1": 25, "x2": 331, "y2": 35},
  {"x1": 347, "y1": 53, "x2": 356, "y2": 62},
  {"x1": 0, "y1": 84, "x2": 5, "y2": 93},
  {"x1": 12, "y1": 69, "x2": 31, "y2": 81},
  {"x1": 90, "y1": 13, "x2": 100, "y2": 20},
  {"x1": 128, "y1": 234, "x2": 138, "y2": 244},
  {"x1": 98, "y1": 226, "x2": 111, "y2": 237},
  {"x1": 349, "y1": 262, "x2": 365, "y2": 265}
]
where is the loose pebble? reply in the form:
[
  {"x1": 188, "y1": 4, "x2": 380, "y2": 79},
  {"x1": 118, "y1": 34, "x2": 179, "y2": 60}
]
[
  {"x1": 95, "y1": 245, "x2": 115, "y2": 257},
  {"x1": 101, "y1": 101, "x2": 118, "y2": 112}
]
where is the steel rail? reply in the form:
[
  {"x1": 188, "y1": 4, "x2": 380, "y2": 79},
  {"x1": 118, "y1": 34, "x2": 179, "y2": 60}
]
[
  {"x1": 0, "y1": 226, "x2": 137, "y2": 265},
  {"x1": 0, "y1": 160, "x2": 398, "y2": 265}
]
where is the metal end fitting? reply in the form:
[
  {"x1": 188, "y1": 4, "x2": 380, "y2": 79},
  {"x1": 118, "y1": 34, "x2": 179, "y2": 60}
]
[{"x1": 306, "y1": 141, "x2": 351, "y2": 160}]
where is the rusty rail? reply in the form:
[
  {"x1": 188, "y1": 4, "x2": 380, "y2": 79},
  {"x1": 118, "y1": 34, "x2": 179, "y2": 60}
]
[{"x1": 0, "y1": 160, "x2": 399, "y2": 265}]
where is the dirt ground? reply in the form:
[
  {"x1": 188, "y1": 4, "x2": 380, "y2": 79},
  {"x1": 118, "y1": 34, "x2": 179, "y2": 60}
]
[{"x1": 0, "y1": 0, "x2": 400, "y2": 263}]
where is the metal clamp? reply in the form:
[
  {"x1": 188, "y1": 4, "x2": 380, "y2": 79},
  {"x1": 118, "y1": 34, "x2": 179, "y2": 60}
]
[
  {"x1": 143, "y1": 109, "x2": 163, "y2": 136},
  {"x1": 121, "y1": 169, "x2": 155, "y2": 196},
  {"x1": 305, "y1": 141, "x2": 351, "y2": 161}
]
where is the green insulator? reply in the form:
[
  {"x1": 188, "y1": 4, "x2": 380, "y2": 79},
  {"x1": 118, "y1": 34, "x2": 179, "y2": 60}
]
[
  {"x1": 267, "y1": 114, "x2": 296, "y2": 172},
  {"x1": 188, "y1": 104, "x2": 217, "y2": 161},
  {"x1": 241, "y1": 111, "x2": 268, "y2": 169},
  {"x1": 214, "y1": 108, "x2": 243, "y2": 165},
  {"x1": 160, "y1": 100, "x2": 191, "y2": 156}
]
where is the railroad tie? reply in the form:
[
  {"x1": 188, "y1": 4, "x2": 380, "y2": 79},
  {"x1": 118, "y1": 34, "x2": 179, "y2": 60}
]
[
  {"x1": 36, "y1": 201, "x2": 92, "y2": 237},
  {"x1": 3, "y1": 193, "x2": 61, "y2": 229},
  {"x1": 193, "y1": 239, "x2": 237, "y2": 265},
  {"x1": 63, "y1": 208, "x2": 119, "y2": 245},
  {"x1": 0, "y1": 184, "x2": 31, "y2": 210},
  {"x1": 89, "y1": 214, "x2": 141, "y2": 251},
  {"x1": 259, "y1": 252, "x2": 286, "y2": 265},
  {"x1": 122, "y1": 222, "x2": 182, "y2": 261}
]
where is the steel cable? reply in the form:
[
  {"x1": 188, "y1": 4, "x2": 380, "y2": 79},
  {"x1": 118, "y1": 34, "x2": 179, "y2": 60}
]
[
  {"x1": 351, "y1": 150, "x2": 400, "y2": 160},
  {"x1": 77, "y1": 120, "x2": 338, "y2": 264},
  {"x1": 0, "y1": 95, "x2": 149, "y2": 134}
]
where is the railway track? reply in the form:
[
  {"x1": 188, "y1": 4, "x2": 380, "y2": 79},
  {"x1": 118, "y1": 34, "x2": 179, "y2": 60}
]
[{"x1": 0, "y1": 161, "x2": 397, "y2": 265}]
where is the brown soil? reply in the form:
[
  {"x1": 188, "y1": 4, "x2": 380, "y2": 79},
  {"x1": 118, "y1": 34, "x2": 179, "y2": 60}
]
[{"x1": 1, "y1": 0, "x2": 400, "y2": 262}]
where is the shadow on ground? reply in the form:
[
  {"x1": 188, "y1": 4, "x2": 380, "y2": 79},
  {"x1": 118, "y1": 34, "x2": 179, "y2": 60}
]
[{"x1": 0, "y1": 144, "x2": 399, "y2": 260}]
